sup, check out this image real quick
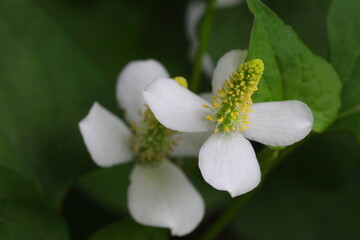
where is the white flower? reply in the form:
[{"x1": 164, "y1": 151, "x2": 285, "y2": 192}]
[
  {"x1": 79, "y1": 60, "x2": 207, "y2": 236},
  {"x1": 185, "y1": 0, "x2": 243, "y2": 77},
  {"x1": 143, "y1": 49, "x2": 314, "y2": 197}
]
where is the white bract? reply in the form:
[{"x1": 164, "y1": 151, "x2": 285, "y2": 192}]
[
  {"x1": 185, "y1": 0, "x2": 243, "y2": 77},
  {"x1": 144, "y1": 49, "x2": 314, "y2": 197},
  {"x1": 79, "y1": 60, "x2": 206, "y2": 236}
]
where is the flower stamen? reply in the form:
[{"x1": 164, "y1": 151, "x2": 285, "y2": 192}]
[
  {"x1": 131, "y1": 108, "x2": 179, "y2": 164},
  {"x1": 131, "y1": 77, "x2": 189, "y2": 164}
]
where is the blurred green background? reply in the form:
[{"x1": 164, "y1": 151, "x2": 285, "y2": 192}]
[{"x1": 0, "y1": 0, "x2": 359, "y2": 239}]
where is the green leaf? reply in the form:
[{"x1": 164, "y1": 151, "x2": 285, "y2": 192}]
[
  {"x1": 0, "y1": 200, "x2": 69, "y2": 240},
  {"x1": 90, "y1": 220, "x2": 168, "y2": 240},
  {"x1": 328, "y1": 0, "x2": 360, "y2": 143},
  {"x1": 246, "y1": 0, "x2": 341, "y2": 133},
  {"x1": 77, "y1": 164, "x2": 132, "y2": 214},
  {"x1": 0, "y1": 0, "x2": 112, "y2": 206},
  {"x1": 0, "y1": 0, "x2": 114, "y2": 238}
]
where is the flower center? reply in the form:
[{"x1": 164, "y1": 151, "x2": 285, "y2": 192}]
[
  {"x1": 204, "y1": 59, "x2": 264, "y2": 133},
  {"x1": 131, "y1": 107, "x2": 179, "y2": 164},
  {"x1": 131, "y1": 77, "x2": 189, "y2": 164}
]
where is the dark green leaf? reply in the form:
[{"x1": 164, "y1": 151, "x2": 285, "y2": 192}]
[
  {"x1": 232, "y1": 132, "x2": 360, "y2": 240},
  {"x1": 0, "y1": 0, "x2": 114, "y2": 238},
  {"x1": 0, "y1": 200, "x2": 69, "y2": 240},
  {"x1": 0, "y1": 0, "x2": 111, "y2": 206},
  {"x1": 90, "y1": 220, "x2": 168, "y2": 240},
  {"x1": 247, "y1": 0, "x2": 341, "y2": 132},
  {"x1": 77, "y1": 163, "x2": 132, "y2": 214},
  {"x1": 209, "y1": 4, "x2": 253, "y2": 62},
  {"x1": 328, "y1": 0, "x2": 360, "y2": 143}
]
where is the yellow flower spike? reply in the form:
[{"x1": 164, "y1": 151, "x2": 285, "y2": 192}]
[
  {"x1": 213, "y1": 102, "x2": 221, "y2": 108},
  {"x1": 203, "y1": 104, "x2": 211, "y2": 108},
  {"x1": 204, "y1": 59, "x2": 264, "y2": 134},
  {"x1": 205, "y1": 115, "x2": 215, "y2": 121}
]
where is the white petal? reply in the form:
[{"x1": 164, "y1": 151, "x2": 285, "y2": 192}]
[
  {"x1": 185, "y1": 0, "x2": 205, "y2": 47},
  {"x1": 116, "y1": 60, "x2": 169, "y2": 124},
  {"x1": 128, "y1": 161, "x2": 204, "y2": 236},
  {"x1": 217, "y1": 0, "x2": 243, "y2": 8},
  {"x1": 169, "y1": 92, "x2": 213, "y2": 157},
  {"x1": 212, "y1": 49, "x2": 248, "y2": 93},
  {"x1": 171, "y1": 132, "x2": 211, "y2": 157},
  {"x1": 79, "y1": 102, "x2": 133, "y2": 167},
  {"x1": 199, "y1": 132, "x2": 260, "y2": 197},
  {"x1": 185, "y1": 0, "x2": 242, "y2": 78},
  {"x1": 186, "y1": 0, "x2": 213, "y2": 77},
  {"x1": 144, "y1": 78, "x2": 213, "y2": 132},
  {"x1": 242, "y1": 101, "x2": 313, "y2": 146},
  {"x1": 202, "y1": 52, "x2": 215, "y2": 78},
  {"x1": 199, "y1": 91, "x2": 214, "y2": 103}
]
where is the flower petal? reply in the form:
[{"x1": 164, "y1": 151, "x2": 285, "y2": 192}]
[
  {"x1": 242, "y1": 100, "x2": 313, "y2": 146},
  {"x1": 199, "y1": 132, "x2": 260, "y2": 197},
  {"x1": 199, "y1": 91, "x2": 213, "y2": 103},
  {"x1": 185, "y1": 1, "x2": 243, "y2": 78},
  {"x1": 185, "y1": 0, "x2": 204, "y2": 49},
  {"x1": 144, "y1": 78, "x2": 213, "y2": 132},
  {"x1": 212, "y1": 49, "x2": 248, "y2": 93},
  {"x1": 170, "y1": 91, "x2": 215, "y2": 156},
  {"x1": 128, "y1": 161, "x2": 204, "y2": 236},
  {"x1": 171, "y1": 132, "x2": 211, "y2": 157},
  {"x1": 202, "y1": 53, "x2": 215, "y2": 78},
  {"x1": 79, "y1": 102, "x2": 133, "y2": 167},
  {"x1": 186, "y1": 1, "x2": 214, "y2": 78},
  {"x1": 116, "y1": 59, "x2": 169, "y2": 124},
  {"x1": 217, "y1": 0, "x2": 243, "y2": 8}
]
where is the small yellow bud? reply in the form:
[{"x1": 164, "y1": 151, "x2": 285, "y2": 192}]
[{"x1": 173, "y1": 76, "x2": 188, "y2": 88}]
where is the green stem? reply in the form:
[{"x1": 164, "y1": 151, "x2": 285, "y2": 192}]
[
  {"x1": 199, "y1": 134, "x2": 314, "y2": 240},
  {"x1": 190, "y1": 0, "x2": 217, "y2": 92},
  {"x1": 336, "y1": 104, "x2": 360, "y2": 120}
]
